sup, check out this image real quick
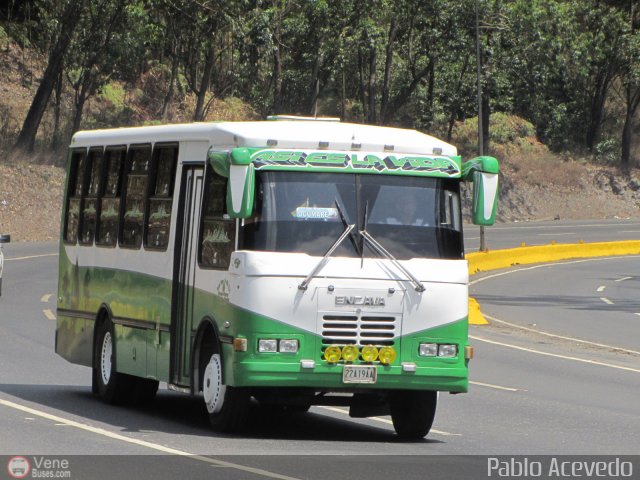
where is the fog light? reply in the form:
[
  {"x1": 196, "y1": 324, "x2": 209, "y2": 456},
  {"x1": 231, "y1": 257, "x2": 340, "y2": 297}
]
[
  {"x1": 438, "y1": 344, "x2": 458, "y2": 357},
  {"x1": 324, "y1": 346, "x2": 342, "y2": 363},
  {"x1": 341, "y1": 345, "x2": 359, "y2": 362},
  {"x1": 279, "y1": 339, "x2": 299, "y2": 353},
  {"x1": 258, "y1": 339, "x2": 278, "y2": 353},
  {"x1": 361, "y1": 346, "x2": 379, "y2": 362},
  {"x1": 378, "y1": 346, "x2": 396, "y2": 365},
  {"x1": 419, "y1": 343, "x2": 438, "y2": 357}
]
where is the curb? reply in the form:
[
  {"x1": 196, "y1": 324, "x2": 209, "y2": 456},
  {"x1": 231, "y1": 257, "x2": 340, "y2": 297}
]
[{"x1": 466, "y1": 240, "x2": 640, "y2": 325}]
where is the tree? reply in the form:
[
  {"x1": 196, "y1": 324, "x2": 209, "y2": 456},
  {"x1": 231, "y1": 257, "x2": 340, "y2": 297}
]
[{"x1": 12, "y1": 0, "x2": 87, "y2": 152}]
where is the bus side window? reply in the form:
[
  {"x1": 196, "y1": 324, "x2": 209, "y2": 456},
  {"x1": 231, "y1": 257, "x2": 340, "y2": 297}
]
[
  {"x1": 120, "y1": 144, "x2": 151, "y2": 249},
  {"x1": 79, "y1": 147, "x2": 104, "y2": 245},
  {"x1": 145, "y1": 144, "x2": 178, "y2": 250},
  {"x1": 199, "y1": 166, "x2": 235, "y2": 269},
  {"x1": 63, "y1": 148, "x2": 87, "y2": 244},
  {"x1": 96, "y1": 146, "x2": 125, "y2": 247}
]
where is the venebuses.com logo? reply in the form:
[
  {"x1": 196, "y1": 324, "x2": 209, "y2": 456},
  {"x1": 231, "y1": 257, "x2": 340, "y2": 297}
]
[
  {"x1": 6, "y1": 456, "x2": 71, "y2": 478},
  {"x1": 7, "y1": 456, "x2": 30, "y2": 479}
]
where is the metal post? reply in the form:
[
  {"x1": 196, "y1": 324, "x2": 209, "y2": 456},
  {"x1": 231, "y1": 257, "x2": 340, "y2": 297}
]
[{"x1": 475, "y1": 0, "x2": 487, "y2": 252}]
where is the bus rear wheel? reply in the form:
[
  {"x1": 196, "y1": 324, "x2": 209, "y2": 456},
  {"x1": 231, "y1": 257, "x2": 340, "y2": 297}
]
[
  {"x1": 93, "y1": 318, "x2": 132, "y2": 405},
  {"x1": 202, "y1": 353, "x2": 250, "y2": 433},
  {"x1": 389, "y1": 390, "x2": 438, "y2": 440}
]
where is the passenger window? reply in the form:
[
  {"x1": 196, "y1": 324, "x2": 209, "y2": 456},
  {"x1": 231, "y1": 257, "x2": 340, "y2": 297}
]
[
  {"x1": 96, "y1": 147, "x2": 125, "y2": 246},
  {"x1": 64, "y1": 149, "x2": 87, "y2": 244},
  {"x1": 79, "y1": 148, "x2": 104, "y2": 245},
  {"x1": 120, "y1": 144, "x2": 151, "y2": 249},
  {"x1": 199, "y1": 166, "x2": 235, "y2": 269},
  {"x1": 145, "y1": 144, "x2": 178, "y2": 250}
]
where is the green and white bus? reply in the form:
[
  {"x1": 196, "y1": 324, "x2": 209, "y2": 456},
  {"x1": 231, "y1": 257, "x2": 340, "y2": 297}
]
[{"x1": 55, "y1": 118, "x2": 499, "y2": 439}]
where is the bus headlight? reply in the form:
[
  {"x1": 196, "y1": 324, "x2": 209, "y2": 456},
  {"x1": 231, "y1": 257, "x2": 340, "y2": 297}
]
[
  {"x1": 258, "y1": 339, "x2": 278, "y2": 353},
  {"x1": 361, "y1": 346, "x2": 379, "y2": 363},
  {"x1": 279, "y1": 339, "x2": 299, "y2": 353},
  {"x1": 438, "y1": 344, "x2": 458, "y2": 358},
  {"x1": 324, "y1": 346, "x2": 342, "y2": 363},
  {"x1": 341, "y1": 345, "x2": 359, "y2": 362},
  {"x1": 419, "y1": 343, "x2": 438, "y2": 357},
  {"x1": 378, "y1": 346, "x2": 396, "y2": 365}
]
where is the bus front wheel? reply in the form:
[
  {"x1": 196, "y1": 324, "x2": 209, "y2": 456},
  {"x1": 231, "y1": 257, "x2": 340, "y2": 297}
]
[
  {"x1": 202, "y1": 353, "x2": 250, "y2": 433},
  {"x1": 389, "y1": 390, "x2": 438, "y2": 440}
]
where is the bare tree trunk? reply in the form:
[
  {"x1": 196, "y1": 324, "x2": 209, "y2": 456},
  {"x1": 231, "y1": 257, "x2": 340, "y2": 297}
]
[
  {"x1": 367, "y1": 45, "x2": 377, "y2": 125},
  {"x1": 13, "y1": 1, "x2": 83, "y2": 152},
  {"x1": 308, "y1": 53, "x2": 322, "y2": 116},
  {"x1": 380, "y1": 20, "x2": 397, "y2": 124},
  {"x1": 358, "y1": 50, "x2": 368, "y2": 121},
  {"x1": 193, "y1": 45, "x2": 216, "y2": 121},
  {"x1": 621, "y1": 86, "x2": 640, "y2": 168},
  {"x1": 161, "y1": 42, "x2": 178, "y2": 120},
  {"x1": 51, "y1": 68, "x2": 64, "y2": 150}
]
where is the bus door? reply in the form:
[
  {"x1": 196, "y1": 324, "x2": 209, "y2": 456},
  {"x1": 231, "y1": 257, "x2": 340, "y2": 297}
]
[{"x1": 171, "y1": 165, "x2": 204, "y2": 387}]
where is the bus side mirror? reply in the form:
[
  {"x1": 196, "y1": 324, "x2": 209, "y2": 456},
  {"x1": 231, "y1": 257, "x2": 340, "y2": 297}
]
[
  {"x1": 226, "y1": 164, "x2": 255, "y2": 218},
  {"x1": 471, "y1": 171, "x2": 499, "y2": 226}
]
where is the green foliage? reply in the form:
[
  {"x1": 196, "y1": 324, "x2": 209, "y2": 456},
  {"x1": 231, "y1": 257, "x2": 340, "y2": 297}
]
[{"x1": 2, "y1": 0, "x2": 640, "y2": 166}]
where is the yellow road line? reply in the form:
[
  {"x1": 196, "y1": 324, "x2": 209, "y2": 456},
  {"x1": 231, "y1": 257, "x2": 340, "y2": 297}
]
[
  {"x1": 41, "y1": 294, "x2": 52, "y2": 303},
  {"x1": 316, "y1": 406, "x2": 461, "y2": 436},
  {"x1": 0, "y1": 398, "x2": 301, "y2": 480},
  {"x1": 470, "y1": 335, "x2": 640, "y2": 374},
  {"x1": 42, "y1": 309, "x2": 56, "y2": 321}
]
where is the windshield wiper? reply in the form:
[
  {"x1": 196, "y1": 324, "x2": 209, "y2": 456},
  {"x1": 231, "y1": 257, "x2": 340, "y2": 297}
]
[
  {"x1": 298, "y1": 222, "x2": 355, "y2": 291},
  {"x1": 359, "y1": 229, "x2": 425, "y2": 292},
  {"x1": 335, "y1": 198, "x2": 361, "y2": 257}
]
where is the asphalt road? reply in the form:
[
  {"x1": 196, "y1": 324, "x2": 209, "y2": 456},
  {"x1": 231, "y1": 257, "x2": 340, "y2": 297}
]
[
  {"x1": 1, "y1": 224, "x2": 639, "y2": 479},
  {"x1": 465, "y1": 218, "x2": 640, "y2": 251}
]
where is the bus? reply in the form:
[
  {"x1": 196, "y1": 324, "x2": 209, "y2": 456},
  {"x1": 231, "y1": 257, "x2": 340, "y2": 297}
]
[{"x1": 55, "y1": 118, "x2": 499, "y2": 439}]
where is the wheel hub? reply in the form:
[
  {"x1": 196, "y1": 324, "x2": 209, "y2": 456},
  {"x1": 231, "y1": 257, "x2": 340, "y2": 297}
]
[{"x1": 203, "y1": 354, "x2": 226, "y2": 414}]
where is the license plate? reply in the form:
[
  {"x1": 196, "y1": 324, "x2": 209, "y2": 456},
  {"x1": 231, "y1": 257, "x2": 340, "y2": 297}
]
[{"x1": 342, "y1": 365, "x2": 377, "y2": 384}]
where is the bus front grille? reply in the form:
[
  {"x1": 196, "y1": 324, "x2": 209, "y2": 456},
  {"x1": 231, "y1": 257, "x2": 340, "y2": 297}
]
[{"x1": 321, "y1": 314, "x2": 397, "y2": 347}]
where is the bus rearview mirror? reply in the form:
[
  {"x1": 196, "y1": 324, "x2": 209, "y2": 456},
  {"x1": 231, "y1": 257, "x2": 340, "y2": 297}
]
[
  {"x1": 471, "y1": 171, "x2": 499, "y2": 226},
  {"x1": 226, "y1": 164, "x2": 255, "y2": 218}
]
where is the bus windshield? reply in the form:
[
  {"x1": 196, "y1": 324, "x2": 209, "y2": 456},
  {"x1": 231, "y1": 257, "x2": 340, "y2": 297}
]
[{"x1": 240, "y1": 172, "x2": 463, "y2": 260}]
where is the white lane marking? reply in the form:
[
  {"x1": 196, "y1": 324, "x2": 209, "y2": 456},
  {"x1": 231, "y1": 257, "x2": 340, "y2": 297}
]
[
  {"x1": 635, "y1": 313, "x2": 640, "y2": 317},
  {"x1": 316, "y1": 406, "x2": 461, "y2": 436},
  {"x1": 600, "y1": 297, "x2": 614, "y2": 305},
  {"x1": 470, "y1": 255, "x2": 640, "y2": 286},
  {"x1": 41, "y1": 294, "x2": 52, "y2": 303},
  {"x1": 469, "y1": 381, "x2": 523, "y2": 392},
  {"x1": 470, "y1": 335, "x2": 640, "y2": 374},
  {"x1": 596, "y1": 286, "x2": 606, "y2": 293},
  {"x1": 0, "y1": 398, "x2": 301, "y2": 480},
  {"x1": 615, "y1": 276, "x2": 633, "y2": 282},
  {"x1": 42, "y1": 309, "x2": 56, "y2": 321},
  {"x1": 482, "y1": 313, "x2": 640, "y2": 356},
  {"x1": 619, "y1": 230, "x2": 640, "y2": 233},
  {"x1": 537, "y1": 233, "x2": 576, "y2": 236},
  {"x1": 5, "y1": 253, "x2": 58, "y2": 261}
]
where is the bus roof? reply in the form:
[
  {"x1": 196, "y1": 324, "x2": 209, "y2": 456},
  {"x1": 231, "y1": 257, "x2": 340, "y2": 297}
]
[{"x1": 70, "y1": 120, "x2": 457, "y2": 156}]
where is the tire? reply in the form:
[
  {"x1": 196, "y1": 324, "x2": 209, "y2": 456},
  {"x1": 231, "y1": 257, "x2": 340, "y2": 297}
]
[
  {"x1": 93, "y1": 317, "x2": 133, "y2": 405},
  {"x1": 202, "y1": 352, "x2": 250, "y2": 433},
  {"x1": 389, "y1": 390, "x2": 438, "y2": 440}
]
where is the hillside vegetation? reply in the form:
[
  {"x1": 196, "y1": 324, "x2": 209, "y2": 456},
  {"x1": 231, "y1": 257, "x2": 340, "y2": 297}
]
[{"x1": 1, "y1": 1, "x2": 640, "y2": 241}]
